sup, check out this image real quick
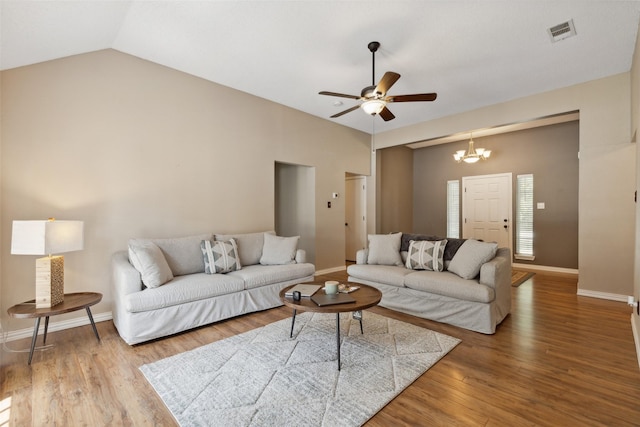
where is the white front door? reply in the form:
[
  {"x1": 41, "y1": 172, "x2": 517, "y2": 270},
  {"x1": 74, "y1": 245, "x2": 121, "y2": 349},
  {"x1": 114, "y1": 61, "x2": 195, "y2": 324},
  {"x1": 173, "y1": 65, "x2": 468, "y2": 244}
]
[
  {"x1": 345, "y1": 176, "x2": 366, "y2": 261},
  {"x1": 462, "y1": 173, "x2": 512, "y2": 251}
]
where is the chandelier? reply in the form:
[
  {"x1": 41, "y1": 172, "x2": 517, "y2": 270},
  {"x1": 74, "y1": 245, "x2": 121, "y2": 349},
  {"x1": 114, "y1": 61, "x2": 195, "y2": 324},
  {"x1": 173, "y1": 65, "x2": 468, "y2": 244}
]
[{"x1": 453, "y1": 133, "x2": 491, "y2": 163}]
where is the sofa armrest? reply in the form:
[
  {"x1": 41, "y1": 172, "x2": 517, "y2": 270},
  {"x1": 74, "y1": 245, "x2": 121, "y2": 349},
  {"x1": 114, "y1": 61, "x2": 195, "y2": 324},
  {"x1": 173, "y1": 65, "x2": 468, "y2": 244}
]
[
  {"x1": 479, "y1": 247, "x2": 511, "y2": 289},
  {"x1": 356, "y1": 249, "x2": 369, "y2": 265},
  {"x1": 295, "y1": 249, "x2": 307, "y2": 264},
  {"x1": 112, "y1": 250, "x2": 143, "y2": 297}
]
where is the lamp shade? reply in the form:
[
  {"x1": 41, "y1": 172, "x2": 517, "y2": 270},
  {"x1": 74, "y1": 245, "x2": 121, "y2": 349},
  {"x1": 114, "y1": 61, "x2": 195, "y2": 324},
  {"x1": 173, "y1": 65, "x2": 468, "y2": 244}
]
[{"x1": 11, "y1": 220, "x2": 84, "y2": 255}]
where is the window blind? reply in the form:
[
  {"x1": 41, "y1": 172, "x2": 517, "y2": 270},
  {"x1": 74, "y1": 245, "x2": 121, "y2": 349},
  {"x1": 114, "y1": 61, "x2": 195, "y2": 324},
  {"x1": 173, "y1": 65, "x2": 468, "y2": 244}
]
[
  {"x1": 516, "y1": 174, "x2": 534, "y2": 256},
  {"x1": 447, "y1": 180, "x2": 460, "y2": 238}
]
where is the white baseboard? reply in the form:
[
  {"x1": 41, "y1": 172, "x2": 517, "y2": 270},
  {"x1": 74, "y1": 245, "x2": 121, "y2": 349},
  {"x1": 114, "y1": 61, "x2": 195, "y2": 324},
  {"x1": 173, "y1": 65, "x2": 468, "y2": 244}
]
[
  {"x1": 576, "y1": 289, "x2": 629, "y2": 302},
  {"x1": 2, "y1": 311, "x2": 112, "y2": 343},
  {"x1": 512, "y1": 263, "x2": 578, "y2": 276},
  {"x1": 315, "y1": 265, "x2": 347, "y2": 276},
  {"x1": 632, "y1": 314, "x2": 640, "y2": 370}
]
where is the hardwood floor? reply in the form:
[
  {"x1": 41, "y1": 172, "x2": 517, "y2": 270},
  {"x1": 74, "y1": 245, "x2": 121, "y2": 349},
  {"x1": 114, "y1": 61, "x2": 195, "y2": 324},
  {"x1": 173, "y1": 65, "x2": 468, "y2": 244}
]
[{"x1": 2, "y1": 270, "x2": 639, "y2": 426}]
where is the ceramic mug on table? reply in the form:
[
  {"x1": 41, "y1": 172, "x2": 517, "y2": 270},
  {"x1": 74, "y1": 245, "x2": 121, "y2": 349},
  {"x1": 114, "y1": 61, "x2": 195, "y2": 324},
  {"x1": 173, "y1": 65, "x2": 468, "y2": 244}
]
[{"x1": 325, "y1": 281, "x2": 339, "y2": 294}]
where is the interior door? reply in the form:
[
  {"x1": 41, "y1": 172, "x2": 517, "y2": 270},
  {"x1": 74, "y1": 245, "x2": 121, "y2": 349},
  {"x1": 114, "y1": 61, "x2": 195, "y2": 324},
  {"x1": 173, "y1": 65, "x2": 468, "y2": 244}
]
[
  {"x1": 345, "y1": 176, "x2": 366, "y2": 262},
  {"x1": 462, "y1": 173, "x2": 512, "y2": 251}
]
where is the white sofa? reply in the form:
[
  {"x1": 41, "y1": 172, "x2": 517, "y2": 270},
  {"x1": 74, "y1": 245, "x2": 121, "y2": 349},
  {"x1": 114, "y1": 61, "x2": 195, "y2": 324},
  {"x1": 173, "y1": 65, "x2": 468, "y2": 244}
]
[
  {"x1": 347, "y1": 233, "x2": 511, "y2": 334},
  {"x1": 112, "y1": 231, "x2": 315, "y2": 344}
]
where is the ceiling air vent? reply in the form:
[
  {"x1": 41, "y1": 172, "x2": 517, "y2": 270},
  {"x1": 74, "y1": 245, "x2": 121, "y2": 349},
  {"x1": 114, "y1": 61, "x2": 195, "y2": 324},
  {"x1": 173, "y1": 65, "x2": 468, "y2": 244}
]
[{"x1": 548, "y1": 19, "x2": 577, "y2": 43}]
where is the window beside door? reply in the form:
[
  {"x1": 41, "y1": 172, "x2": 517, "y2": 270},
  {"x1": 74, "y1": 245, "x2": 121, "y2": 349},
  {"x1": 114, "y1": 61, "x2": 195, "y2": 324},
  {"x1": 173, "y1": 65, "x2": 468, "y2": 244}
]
[
  {"x1": 446, "y1": 180, "x2": 460, "y2": 238},
  {"x1": 516, "y1": 174, "x2": 535, "y2": 260}
]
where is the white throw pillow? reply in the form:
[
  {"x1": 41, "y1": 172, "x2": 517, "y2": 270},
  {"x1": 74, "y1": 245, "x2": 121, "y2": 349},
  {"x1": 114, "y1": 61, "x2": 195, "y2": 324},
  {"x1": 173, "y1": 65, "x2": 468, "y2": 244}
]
[
  {"x1": 406, "y1": 239, "x2": 447, "y2": 271},
  {"x1": 201, "y1": 239, "x2": 241, "y2": 274},
  {"x1": 367, "y1": 233, "x2": 403, "y2": 266},
  {"x1": 447, "y1": 239, "x2": 498, "y2": 279},
  {"x1": 260, "y1": 234, "x2": 299, "y2": 265},
  {"x1": 128, "y1": 242, "x2": 174, "y2": 288}
]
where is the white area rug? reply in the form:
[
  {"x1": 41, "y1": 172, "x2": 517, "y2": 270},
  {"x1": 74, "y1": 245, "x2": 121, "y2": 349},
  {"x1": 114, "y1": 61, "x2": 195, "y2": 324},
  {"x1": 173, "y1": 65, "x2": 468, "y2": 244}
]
[{"x1": 140, "y1": 311, "x2": 460, "y2": 426}]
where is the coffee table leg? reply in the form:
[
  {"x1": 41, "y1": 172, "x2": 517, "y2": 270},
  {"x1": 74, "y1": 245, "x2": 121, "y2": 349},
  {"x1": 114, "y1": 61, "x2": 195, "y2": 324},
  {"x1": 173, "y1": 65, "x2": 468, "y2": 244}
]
[
  {"x1": 86, "y1": 307, "x2": 100, "y2": 341},
  {"x1": 336, "y1": 313, "x2": 341, "y2": 371},
  {"x1": 43, "y1": 316, "x2": 50, "y2": 345},
  {"x1": 289, "y1": 309, "x2": 297, "y2": 338},
  {"x1": 28, "y1": 318, "x2": 41, "y2": 365}
]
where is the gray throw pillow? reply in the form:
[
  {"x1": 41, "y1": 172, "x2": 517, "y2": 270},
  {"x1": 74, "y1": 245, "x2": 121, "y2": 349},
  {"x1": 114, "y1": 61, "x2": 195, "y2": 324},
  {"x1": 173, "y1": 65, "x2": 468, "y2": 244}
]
[
  {"x1": 260, "y1": 234, "x2": 299, "y2": 265},
  {"x1": 367, "y1": 233, "x2": 403, "y2": 266},
  {"x1": 201, "y1": 239, "x2": 241, "y2": 274},
  {"x1": 128, "y1": 242, "x2": 174, "y2": 288},
  {"x1": 406, "y1": 239, "x2": 447, "y2": 271},
  {"x1": 447, "y1": 239, "x2": 498, "y2": 279}
]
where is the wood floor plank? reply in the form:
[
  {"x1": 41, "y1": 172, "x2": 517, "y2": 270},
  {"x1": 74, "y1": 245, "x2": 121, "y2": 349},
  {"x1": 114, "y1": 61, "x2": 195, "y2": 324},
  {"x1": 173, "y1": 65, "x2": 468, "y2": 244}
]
[{"x1": 1, "y1": 270, "x2": 639, "y2": 426}]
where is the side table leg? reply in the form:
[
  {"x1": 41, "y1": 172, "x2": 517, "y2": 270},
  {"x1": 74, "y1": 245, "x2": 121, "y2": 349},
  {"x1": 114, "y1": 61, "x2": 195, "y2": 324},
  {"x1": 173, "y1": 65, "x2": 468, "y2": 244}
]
[
  {"x1": 336, "y1": 313, "x2": 341, "y2": 371},
  {"x1": 28, "y1": 318, "x2": 41, "y2": 365},
  {"x1": 86, "y1": 307, "x2": 101, "y2": 341},
  {"x1": 43, "y1": 316, "x2": 50, "y2": 345},
  {"x1": 289, "y1": 309, "x2": 297, "y2": 338}
]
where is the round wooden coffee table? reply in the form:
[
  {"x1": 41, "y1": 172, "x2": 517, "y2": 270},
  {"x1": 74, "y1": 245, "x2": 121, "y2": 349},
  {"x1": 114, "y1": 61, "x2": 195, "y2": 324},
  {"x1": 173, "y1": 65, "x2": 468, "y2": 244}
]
[{"x1": 279, "y1": 282, "x2": 381, "y2": 370}]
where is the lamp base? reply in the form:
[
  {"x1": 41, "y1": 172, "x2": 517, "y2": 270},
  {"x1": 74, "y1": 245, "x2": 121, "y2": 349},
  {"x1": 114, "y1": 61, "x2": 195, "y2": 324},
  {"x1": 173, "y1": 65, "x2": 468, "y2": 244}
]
[{"x1": 35, "y1": 255, "x2": 64, "y2": 308}]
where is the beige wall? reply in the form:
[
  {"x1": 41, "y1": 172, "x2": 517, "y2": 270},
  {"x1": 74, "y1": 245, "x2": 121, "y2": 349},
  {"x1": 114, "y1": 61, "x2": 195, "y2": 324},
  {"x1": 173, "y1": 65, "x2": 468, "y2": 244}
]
[
  {"x1": 375, "y1": 73, "x2": 636, "y2": 296},
  {"x1": 377, "y1": 146, "x2": 413, "y2": 234},
  {"x1": 0, "y1": 49, "x2": 371, "y2": 327}
]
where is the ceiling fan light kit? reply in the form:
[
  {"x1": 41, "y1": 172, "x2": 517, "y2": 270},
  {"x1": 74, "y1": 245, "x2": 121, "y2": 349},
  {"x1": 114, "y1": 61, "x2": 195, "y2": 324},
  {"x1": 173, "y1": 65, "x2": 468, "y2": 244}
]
[
  {"x1": 453, "y1": 134, "x2": 491, "y2": 164},
  {"x1": 362, "y1": 99, "x2": 386, "y2": 115},
  {"x1": 319, "y1": 41, "x2": 437, "y2": 121}
]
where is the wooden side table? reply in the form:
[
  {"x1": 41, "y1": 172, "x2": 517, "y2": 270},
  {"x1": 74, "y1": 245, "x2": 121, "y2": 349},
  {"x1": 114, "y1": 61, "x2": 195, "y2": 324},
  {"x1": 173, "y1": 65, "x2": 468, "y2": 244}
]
[{"x1": 7, "y1": 292, "x2": 103, "y2": 365}]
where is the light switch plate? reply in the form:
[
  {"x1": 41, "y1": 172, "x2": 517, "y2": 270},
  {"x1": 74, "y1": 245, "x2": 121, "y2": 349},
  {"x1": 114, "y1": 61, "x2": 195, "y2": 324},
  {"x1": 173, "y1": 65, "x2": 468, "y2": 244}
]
[{"x1": 537, "y1": 202, "x2": 545, "y2": 209}]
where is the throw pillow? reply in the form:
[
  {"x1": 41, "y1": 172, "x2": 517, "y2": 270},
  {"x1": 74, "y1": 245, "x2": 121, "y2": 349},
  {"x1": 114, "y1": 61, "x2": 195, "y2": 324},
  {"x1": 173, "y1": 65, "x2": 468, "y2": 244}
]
[
  {"x1": 406, "y1": 239, "x2": 448, "y2": 271},
  {"x1": 367, "y1": 233, "x2": 403, "y2": 266},
  {"x1": 447, "y1": 239, "x2": 498, "y2": 279},
  {"x1": 128, "y1": 242, "x2": 174, "y2": 288},
  {"x1": 260, "y1": 234, "x2": 299, "y2": 265},
  {"x1": 201, "y1": 239, "x2": 242, "y2": 274},
  {"x1": 214, "y1": 231, "x2": 275, "y2": 266}
]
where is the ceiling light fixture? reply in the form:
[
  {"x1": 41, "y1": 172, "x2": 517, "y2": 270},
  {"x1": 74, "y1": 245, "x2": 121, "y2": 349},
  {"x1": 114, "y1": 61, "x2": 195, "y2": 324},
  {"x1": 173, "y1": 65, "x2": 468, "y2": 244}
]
[
  {"x1": 453, "y1": 133, "x2": 491, "y2": 163},
  {"x1": 361, "y1": 99, "x2": 386, "y2": 115}
]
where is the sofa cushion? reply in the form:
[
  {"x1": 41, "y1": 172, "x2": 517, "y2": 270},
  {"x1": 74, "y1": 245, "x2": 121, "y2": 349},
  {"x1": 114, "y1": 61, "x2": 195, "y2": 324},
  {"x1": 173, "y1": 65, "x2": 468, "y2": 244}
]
[
  {"x1": 448, "y1": 239, "x2": 498, "y2": 279},
  {"x1": 347, "y1": 264, "x2": 412, "y2": 288},
  {"x1": 130, "y1": 233, "x2": 212, "y2": 276},
  {"x1": 124, "y1": 273, "x2": 245, "y2": 313},
  {"x1": 367, "y1": 233, "x2": 403, "y2": 266},
  {"x1": 201, "y1": 239, "x2": 241, "y2": 274},
  {"x1": 260, "y1": 234, "x2": 299, "y2": 265},
  {"x1": 404, "y1": 271, "x2": 495, "y2": 303},
  {"x1": 406, "y1": 239, "x2": 447, "y2": 272},
  {"x1": 215, "y1": 231, "x2": 275, "y2": 266},
  {"x1": 227, "y1": 263, "x2": 315, "y2": 290},
  {"x1": 128, "y1": 241, "x2": 174, "y2": 288}
]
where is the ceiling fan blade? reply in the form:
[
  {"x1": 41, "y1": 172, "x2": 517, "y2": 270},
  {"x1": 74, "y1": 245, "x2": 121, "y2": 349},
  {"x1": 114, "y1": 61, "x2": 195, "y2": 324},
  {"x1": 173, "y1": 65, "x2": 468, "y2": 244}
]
[
  {"x1": 319, "y1": 91, "x2": 361, "y2": 100},
  {"x1": 375, "y1": 72, "x2": 401, "y2": 95},
  {"x1": 379, "y1": 106, "x2": 395, "y2": 121},
  {"x1": 330, "y1": 105, "x2": 361, "y2": 118},
  {"x1": 387, "y1": 93, "x2": 438, "y2": 103}
]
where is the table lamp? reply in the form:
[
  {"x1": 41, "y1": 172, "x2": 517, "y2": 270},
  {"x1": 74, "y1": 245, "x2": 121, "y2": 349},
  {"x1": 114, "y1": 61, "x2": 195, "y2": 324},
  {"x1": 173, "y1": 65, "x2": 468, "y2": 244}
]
[{"x1": 11, "y1": 219, "x2": 84, "y2": 308}]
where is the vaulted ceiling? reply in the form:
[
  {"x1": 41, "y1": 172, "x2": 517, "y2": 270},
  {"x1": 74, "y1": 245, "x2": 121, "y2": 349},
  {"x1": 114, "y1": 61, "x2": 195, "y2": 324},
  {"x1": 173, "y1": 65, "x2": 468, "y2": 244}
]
[{"x1": 1, "y1": 1, "x2": 639, "y2": 134}]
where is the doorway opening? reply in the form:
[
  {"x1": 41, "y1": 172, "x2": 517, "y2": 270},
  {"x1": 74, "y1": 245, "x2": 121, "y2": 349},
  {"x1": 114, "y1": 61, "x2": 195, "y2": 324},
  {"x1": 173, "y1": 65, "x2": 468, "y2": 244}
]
[
  {"x1": 275, "y1": 162, "x2": 316, "y2": 264},
  {"x1": 345, "y1": 174, "x2": 367, "y2": 262}
]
